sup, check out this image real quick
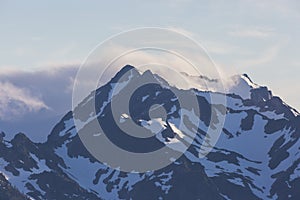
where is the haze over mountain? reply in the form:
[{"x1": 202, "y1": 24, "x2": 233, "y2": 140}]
[
  {"x1": 0, "y1": 65, "x2": 299, "y2": 200},
  {"x1": 0, "y1": 66, "x2": 78, "y2": 142}
]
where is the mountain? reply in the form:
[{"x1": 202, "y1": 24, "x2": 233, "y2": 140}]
[
  {"x1": 0, "y1": 65, "x2": 300, "y2": 200},
  {"x1": 0, "y1": 172, "x2": 31, "y2": 200}
]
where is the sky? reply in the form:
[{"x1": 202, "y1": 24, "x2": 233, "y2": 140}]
[{"x1": 0, "y1": 0, "x2": 299, "y2": 140}]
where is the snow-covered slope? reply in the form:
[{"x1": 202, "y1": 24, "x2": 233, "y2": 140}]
[{"x1": 0, "y1": 65, "x2": 299, "y2": 200}]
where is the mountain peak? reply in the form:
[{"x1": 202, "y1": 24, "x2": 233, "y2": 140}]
[
  {"x1": 110, "y1": 64, "x2": 139, "y2": 83},
  {"x1": 121, "y1": 64, "x2": 135, "y2": 72},
  {"x1": 226, "y1": 73, "x2": 259, "y2": 99},
  {"x1": 1, "y1": 64, "x2": 300, "y2": 200},
  {"x1": 240, "y1": 73, "x2": 257, "y2": 88},
  {"x1": 117, "y1": 64, "x2": 140, "y2": 76}
]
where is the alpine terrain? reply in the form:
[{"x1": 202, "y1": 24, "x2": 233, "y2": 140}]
[{"x1": 0, "y1": 65, "x2": 299, "y2": 200}]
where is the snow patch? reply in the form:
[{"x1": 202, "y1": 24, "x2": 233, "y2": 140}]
[
  {"x1": 142, "y1": 95, "x2": 150, "y2": 102},
  {"x1": 226, "y1": 74, "x2": 259, "y2": 99},
  {"x1": 140, "y1": 118, "x2": 167, "y2": 134},
  {"x1": 119, "y1": 113, "x2": 130, "y2": 123}
]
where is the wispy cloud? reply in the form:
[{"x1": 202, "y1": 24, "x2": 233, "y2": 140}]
[
  {"x1": 0, "y1": 81, "x2": 49, "y2": 120},
  {"x1": 202, "y1": 40, "x2": 241, "y2": 55},
  {"x1": 31, "y1": 36, "x2": 44, "y2": 41},
  {"x1": 0, "y1": 64, "x2": 78, "y2": 119},
  {"x1": 235, "y1": 45, "x2": 280, "y2": 68},
  {"x1": 248, "y1": 0, "x2": 300, "y2": 18},
  {"x1": 228, "y1": 27, "x2": 274, "y2": 38},
  {"x1": 0, "y1": 64, "x2": 79, "y2": 141},
  {"x1": 167, "y1": 27, "x2": 195, "y2": 38}
]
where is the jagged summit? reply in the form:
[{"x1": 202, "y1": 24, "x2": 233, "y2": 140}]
[
  {"x1": 109, "y1": 64, "x2": 137, "y2": 83},
  {"x1": 114, "y1": 64, "x2": 135, "y2": 76},
  {"x1": 1, "y1": 65, "x2": 300, "y2": 199},
  {"x1": 110, "y1": 65, "x2": 263, "y2": 100},
  {"x1": 239, "y1": 73, "x2": 258, "y2": 88},
  {"x1": 226, "y1": 73, "x2": 260, "y2": 99}
]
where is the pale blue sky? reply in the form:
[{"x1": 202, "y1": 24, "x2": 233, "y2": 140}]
[{"x1": 0, "y1": 0, "x2": 299, "y2": 110}]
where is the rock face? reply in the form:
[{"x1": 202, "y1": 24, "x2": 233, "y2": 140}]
[
  {"x1": 0, "y1": 173, "x2": 31, "y2": 200},
  {"x1": 0, "y1": 65, "x2": 299, "y2": 200}
]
